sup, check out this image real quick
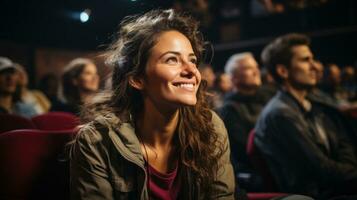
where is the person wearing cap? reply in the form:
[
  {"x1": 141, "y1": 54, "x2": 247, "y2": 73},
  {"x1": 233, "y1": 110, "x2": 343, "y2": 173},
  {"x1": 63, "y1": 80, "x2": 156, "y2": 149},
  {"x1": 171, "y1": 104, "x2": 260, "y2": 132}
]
[{"x1": 0, "y1": 57, "x2": 37, "y2": 117}]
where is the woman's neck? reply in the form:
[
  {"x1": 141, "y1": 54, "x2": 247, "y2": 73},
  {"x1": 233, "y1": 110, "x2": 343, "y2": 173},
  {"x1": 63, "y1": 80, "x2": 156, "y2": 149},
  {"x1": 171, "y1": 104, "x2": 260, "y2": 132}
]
[{"x1": 136, "y1": 100, "x2": 179, "y2": 149}]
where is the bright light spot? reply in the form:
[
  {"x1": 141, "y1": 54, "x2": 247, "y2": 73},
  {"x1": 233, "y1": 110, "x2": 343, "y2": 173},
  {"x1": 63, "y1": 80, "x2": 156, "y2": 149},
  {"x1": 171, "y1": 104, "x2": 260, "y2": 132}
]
[
  {"x1": 80, "y1": 12, "x2": 89, "y2": 23},
  {"x1": 80, "y1": 9, "x2": 91, "y2": 23}
]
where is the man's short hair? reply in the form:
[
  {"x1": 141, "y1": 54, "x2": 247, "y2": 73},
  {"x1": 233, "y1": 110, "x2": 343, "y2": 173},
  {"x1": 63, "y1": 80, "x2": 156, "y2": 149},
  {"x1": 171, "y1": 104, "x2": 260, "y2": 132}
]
[
  {"x1": 261, "y1": 33, "x2": 310, "y2": 85},
  {"x1": 224, "y1": 52, "x2": 254, "y2": 77}
]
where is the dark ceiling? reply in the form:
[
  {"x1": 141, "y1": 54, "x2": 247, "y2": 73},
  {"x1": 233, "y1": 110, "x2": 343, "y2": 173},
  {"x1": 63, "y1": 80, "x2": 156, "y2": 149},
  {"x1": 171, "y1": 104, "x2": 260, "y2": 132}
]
[
  {"x1": 1, "y1": 0, "x2": 357, "y2": 66},
  {"x1": 0, "y1": 0, "x2": 174, "y2": 50}
]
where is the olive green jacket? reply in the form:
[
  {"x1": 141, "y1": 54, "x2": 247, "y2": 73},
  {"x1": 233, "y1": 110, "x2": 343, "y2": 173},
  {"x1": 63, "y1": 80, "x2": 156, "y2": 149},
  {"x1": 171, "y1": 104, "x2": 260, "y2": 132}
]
[{"x1": 70, "y1": 111, "x2": 235, "y2": 199}]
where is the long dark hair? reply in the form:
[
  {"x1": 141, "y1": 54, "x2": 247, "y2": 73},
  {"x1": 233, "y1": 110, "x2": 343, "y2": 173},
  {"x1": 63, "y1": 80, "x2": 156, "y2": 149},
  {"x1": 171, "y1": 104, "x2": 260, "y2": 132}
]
[{"x1": 81, "y1": 9, "x2": 224, "y2": 197}]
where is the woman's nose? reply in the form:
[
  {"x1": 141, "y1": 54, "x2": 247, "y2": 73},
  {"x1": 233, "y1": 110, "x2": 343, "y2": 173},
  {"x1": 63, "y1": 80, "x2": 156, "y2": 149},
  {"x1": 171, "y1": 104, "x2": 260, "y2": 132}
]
[{"x1": 182, "y1": 61, "x2": 197, "y2": 76}]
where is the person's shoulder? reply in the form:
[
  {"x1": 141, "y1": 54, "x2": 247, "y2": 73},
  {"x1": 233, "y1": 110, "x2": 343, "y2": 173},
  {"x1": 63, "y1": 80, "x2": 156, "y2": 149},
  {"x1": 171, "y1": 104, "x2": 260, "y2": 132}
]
[
  {"x1": 219, "y1": 93, "x2": 241, "y2": 112},
  {"x1": 210, "y1": 110, "x2": 223, "y2": 124},
  {"x1": 31, "y1": 90, "x2": 50, "y2": 101},
  {"x1": 75, "y1": 121, "x2": 105, "y2": 145},
  {"x1": 259, "y1": 93, "x2": 295, "y2": 120},
  {"x1": 210, "y1": 110, "x2": 228, "y2": 134},
  {"x1": 76, "y1": 114, "x2": 121, "y2": 145}
]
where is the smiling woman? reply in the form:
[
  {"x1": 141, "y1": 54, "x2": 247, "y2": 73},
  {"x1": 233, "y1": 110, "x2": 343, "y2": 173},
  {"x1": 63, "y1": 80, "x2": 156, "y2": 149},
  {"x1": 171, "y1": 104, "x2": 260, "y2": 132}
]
[{"x1": 69, "y1": 9, "x2": 235, "y2": 200}]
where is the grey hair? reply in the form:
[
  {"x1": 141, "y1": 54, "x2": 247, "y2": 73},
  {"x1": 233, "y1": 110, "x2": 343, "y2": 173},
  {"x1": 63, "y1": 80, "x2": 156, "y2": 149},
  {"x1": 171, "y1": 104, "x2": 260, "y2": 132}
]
[{"x1": 224, "y1": 52, "x2": 254, "y2": 76}]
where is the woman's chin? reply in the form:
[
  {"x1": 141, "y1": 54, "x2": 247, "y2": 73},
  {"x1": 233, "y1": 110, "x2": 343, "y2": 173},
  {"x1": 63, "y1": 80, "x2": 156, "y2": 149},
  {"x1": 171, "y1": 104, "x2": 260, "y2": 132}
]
[{"x1": 177, "y1": 99, "x2": 197, "y2": 107}]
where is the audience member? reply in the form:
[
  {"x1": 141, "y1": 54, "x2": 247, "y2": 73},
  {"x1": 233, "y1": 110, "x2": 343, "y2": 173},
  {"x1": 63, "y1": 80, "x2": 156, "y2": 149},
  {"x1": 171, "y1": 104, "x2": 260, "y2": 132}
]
[
  {"x1": 215, "y1": 72, "x2": 233, "y2": 94},
  {"x1": 314, "y1": 60, "x2": 324, "y2": 84},
  {"x1": 211, "y1": 72, "x2": 232, "y2": 108},
  {"x1": 341, "y1": 65, "x2": 356, "y2": 101},
  {"x1": 199, "y1": 63, "x2": 219, "y2": 108},
  {"x1": 219, "y1": 52, "x2": 272, "y2": 177},
  {"x1": 321, "y1": 63, "x2": 349, "y2": 105},
  {"x1": 0, "y1": 57, "x2": 36, "y2": 117},
  {"x1": 51, "y1": 58, "x2": 99, "y2": 115},
  {"x1": 70, "y1": 9, "x2": 235, "y2": 199},
  {"x1": 256, "y1": 33, "x2": 357, "y2": 199},
  {"x1": 16, "y1": 63, "x2": 51, "y2": 114},
  {"x1": 308, "y1": 60, "x2": 338, "y2": 106}
]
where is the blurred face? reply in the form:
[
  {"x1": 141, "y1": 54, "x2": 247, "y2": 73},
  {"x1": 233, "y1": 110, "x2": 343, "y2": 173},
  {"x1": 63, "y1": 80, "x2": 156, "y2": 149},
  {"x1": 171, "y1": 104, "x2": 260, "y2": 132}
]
[
  {"x1": 233, "y1": 55, "x2": 261, "y2": 90},
  {"x1": 76, "y1": 63, "x2": 99, "y2": 92},
  {"x1": 328, "y1": 64, "x2": 341, "y2": 84},
  {"x1": 0, "y1": 69, "x2": 18, "y2": 95},
  {"x1": 218, "y1": 73, "x2": 232, "y2": 93},
  {"x1": 200, "y1": 66, "x2": 216, "y2": 88},
  {"x1": 344, "y1": 66, "x2": 355, "y2": 77},
  {"x1": 141, "y1": 30, "x2": 201, "y2": 109},
  {"x1": 288, "y1": 45, "x2": 317, "y2": 90}
]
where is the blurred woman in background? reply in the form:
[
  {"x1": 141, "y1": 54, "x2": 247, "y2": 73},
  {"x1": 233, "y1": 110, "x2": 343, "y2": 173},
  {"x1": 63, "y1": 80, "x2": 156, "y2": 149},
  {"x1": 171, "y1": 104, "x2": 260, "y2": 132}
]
[{"x1": 52, "y1": 58, "x2": 99, "y2": 115}]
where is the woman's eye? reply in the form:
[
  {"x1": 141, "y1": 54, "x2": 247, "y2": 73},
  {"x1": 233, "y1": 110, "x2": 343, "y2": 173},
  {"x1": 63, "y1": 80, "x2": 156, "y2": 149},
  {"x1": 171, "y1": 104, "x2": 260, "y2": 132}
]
[
  {"x1": 166, "y1": 57, "x2": 178, "y2": 64},
  {"x1": 190, "y1": 58, "x2": 198, "y2": 64}
]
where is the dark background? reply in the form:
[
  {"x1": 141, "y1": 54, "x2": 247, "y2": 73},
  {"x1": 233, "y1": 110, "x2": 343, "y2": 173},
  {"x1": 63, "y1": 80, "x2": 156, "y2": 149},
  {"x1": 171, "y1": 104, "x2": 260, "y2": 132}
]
[{"x1": 1, "y1": 0, "x2": 356, "y2": 87}]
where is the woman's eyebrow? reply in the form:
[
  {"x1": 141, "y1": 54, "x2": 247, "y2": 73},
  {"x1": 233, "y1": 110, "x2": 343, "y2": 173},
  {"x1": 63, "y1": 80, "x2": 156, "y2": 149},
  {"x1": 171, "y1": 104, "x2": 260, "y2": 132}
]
[
  {"x1": 159, "y1": 51, "x2": 180, "y2": 59},
  {"x1": 158, "y1": 51, "x2": 196, "y2": 59}
]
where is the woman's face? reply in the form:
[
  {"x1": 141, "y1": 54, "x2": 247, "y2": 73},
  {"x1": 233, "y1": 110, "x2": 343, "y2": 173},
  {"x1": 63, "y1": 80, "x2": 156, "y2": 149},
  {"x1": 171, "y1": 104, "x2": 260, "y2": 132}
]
[
  {"x1": 76, "y1": 63, "x2": 99, "y2": 92},
  {"x1": 140, "y1": 30, "x2": 201, "y2": 108},
  {"x1": 219, "y1": 74, "x2": 232, "y2": 93}
]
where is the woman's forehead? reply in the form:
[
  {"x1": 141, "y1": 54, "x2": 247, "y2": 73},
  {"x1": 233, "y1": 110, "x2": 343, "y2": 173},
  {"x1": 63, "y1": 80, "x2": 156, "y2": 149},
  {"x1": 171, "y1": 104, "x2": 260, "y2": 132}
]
[{"x1": 150, "y1": 30, "x2": 195, "y2": 55}]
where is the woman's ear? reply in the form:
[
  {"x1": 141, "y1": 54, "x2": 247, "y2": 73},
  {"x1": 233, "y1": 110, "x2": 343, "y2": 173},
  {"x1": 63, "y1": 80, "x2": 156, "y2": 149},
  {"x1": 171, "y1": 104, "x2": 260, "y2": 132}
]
[
  {"x1": 128, "y1": 76, "x2": 144, "y2": 90},
  {"x1": 276, "y1": 64, "x2": 288, "y2": 79}
]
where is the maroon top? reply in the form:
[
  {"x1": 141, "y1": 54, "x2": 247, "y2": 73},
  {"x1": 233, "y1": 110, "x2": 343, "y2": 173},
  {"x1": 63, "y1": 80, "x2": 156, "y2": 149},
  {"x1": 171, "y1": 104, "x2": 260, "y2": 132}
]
[{"x1": 147, "y1": 163, "x2": 181, "y2": 200}]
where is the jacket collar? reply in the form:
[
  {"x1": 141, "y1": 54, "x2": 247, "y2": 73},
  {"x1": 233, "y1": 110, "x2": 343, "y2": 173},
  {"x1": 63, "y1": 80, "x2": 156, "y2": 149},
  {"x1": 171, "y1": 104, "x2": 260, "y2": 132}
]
[
  {"x1": 278, "y1": 90, "x2": 308, "y2": 114},
  {"x1": 95, "y1": 113, "x2": 145, "y2": 167}
]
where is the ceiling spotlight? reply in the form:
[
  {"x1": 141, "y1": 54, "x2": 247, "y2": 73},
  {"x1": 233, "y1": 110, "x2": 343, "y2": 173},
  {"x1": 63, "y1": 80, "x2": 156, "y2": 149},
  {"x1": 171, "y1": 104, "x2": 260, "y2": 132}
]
[{"x1": 80, "y1": 9, "x2": 91, "y2": 23}]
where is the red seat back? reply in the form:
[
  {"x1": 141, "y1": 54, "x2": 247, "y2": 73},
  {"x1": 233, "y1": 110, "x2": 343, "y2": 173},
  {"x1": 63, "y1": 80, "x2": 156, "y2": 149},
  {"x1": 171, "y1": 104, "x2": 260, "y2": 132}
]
[
  {"x1": 247, "y1": 192, "x2": 289, "y2": 200},
  {"x1": 0, "y1": 129, "x2": 74, "y2": 199},
  {"x1": 0, "y1": 114, "x2": 36, "y2": 133},
  {"x1": 247, "y1": 129, "x2": 277, "y2": 191},
  {"x1": 31, "y1": 112, "x2": 79, "y2": 131}
]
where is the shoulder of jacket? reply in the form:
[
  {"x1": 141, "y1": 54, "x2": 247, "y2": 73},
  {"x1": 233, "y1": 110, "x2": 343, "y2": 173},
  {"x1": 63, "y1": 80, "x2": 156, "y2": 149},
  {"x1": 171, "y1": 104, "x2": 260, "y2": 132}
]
[
  {"x1": 76, "y1": 114, "x2": 119, "y2": 144},
  {"x1": 210, "y1": 110, "x2": 228, "y2": 138},
  {"x1": 75, "y1": 121, "x2": 106, "y2": 144},
  {"x1": 210, "y1": 110, "x2": 223, "y2": 124}
]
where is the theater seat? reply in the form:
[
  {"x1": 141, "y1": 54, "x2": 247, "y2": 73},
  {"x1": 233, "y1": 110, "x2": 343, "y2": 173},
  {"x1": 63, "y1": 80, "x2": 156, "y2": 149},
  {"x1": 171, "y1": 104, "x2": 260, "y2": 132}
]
[
  {"x1": 247, "y1": 192, "x2": 289, "y2": 200},
  {"x1": 0, "y1": 129, "x2": 75, "y2": 200},
  {"x1": 247, "y1": 129, "x2": 277, "y2": 192},
  {"x1": 0, "y1": 114, "x2": 36, "y2": 133},
  {"x1": 31, "y1": 112, "x2": 79, "y2": 131}
]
